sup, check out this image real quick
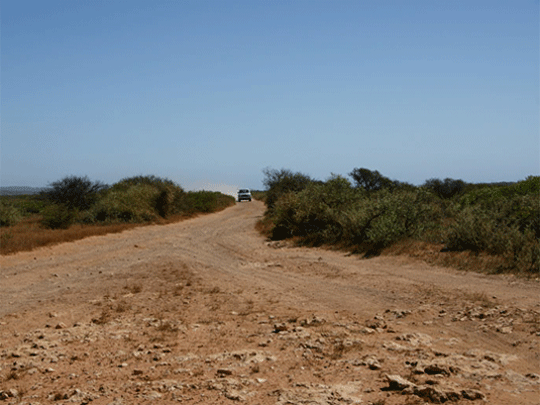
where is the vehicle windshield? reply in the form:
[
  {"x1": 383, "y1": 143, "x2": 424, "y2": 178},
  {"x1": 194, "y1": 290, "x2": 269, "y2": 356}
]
[{"x1": 238, "y1": 189, "x2": 250, "y2": 193}]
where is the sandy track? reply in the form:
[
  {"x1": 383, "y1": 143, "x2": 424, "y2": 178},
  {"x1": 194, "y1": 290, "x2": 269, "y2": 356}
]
[{"x1": 1, "y1": 201, "x2": 539, "y2": 404}]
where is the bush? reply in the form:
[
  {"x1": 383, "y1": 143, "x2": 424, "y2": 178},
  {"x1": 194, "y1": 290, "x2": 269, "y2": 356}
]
[
  {"x1": 423, "y1": 178, "x2": 467, "y2": 199},
  {"x1": 262, "y1": 168, "x2": 313, "y2": 212},
  {"x1": 185, "y1": 191, "x2": 236, "y2": 213},
  {"x1": 84, "y1": 184, "x2": 161, "y2": 223},
  {"x1": 270, "y1": 175, "x2": 442, "y2": 253},
  {"x1": 349, "y1": 168, "x2": 395, "y2": 192},
  {"x1": 358, "y1": 189, "x2": 441, "y2": 250},
  {"x1": 41, "y1": 204, "x2": 75, "y2": 229},
  {"x1": 460, "y1": 176, "x2": 540, "y2": 207},
  {"x1": 2, "y1": 195, "x2": 48, "y2": 216},
  {"x1": 41, "y1": 176, "x2": 107, "y2": 211},
  {"x1": 272, "y1": 175, "x2": 357, "y2": 242},
  {"x1": 506, "y1": 175, "x2": 540, "y2": 197},
  {"x1": 111, "y1": 175, "x2": 187, "y2": 217},
  {"x1": 445, "y1": 195, "x2": 539, "y2": 274},
  {"x1": 0, "y1": 201, "x2": 23, "y2": 227}
]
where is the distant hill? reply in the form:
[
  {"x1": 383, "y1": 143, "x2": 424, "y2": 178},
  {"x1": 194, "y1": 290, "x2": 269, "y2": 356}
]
[{"x1": 0, "y1": 186, "x2": 44, "y2": 196}]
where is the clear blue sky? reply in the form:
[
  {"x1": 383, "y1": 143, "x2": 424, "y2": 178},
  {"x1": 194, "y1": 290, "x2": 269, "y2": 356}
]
[{"x1": 2, "y1": 1, "x2": 538, "y2": 192}]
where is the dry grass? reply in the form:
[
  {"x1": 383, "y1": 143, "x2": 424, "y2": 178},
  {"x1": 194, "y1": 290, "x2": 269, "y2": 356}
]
[
  {"x1": 0, "y1": 213, "x2": 198, "y2": 256},
  {"x1": 255, "y1": 216, "x2": 274, "y2": 238},
  {"x1": 383, "y1": 239, "x2": 513, "y2": 275},
  {"x1": 0, "y1": 216, "x2": 141, "y2": 255}
]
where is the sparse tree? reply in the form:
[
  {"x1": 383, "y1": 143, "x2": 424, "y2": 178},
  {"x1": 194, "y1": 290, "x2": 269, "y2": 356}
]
[
  {"x1": 41, "y1": 175, "x2": 107, "y2": 211},
  {"x1": 423, "y1": 178, "x2": 466, "y2": 199},
  {"x1": 349, "y1": 168, "x2": 394, "y2": 192}
]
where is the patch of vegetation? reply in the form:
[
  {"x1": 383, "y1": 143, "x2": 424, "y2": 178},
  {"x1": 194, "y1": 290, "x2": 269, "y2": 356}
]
[
  {"x1": 262, "y1": 167, "x2": 314, "y2": 212},
  {"x1": 270, "y1": 174, "x2": 441, "y2": 254},
  {"x1": 262, "y1": 168, "x2": 539, "y2": 275},
  {"x1": 185, "y1": 191, "x2": 236, "y2": 213},
  {"x1": 0, "y1": 194, "x2": 48, "y2": 217},
  {"x1": 41, "y1": 203, "x2": 76, "y2": 229},
  {"x1": 1, "y1": 174, "x2": 235, "y2": 254},
  {"x1": 0, "y1": 200, "x2": 23, "y2": 227},
  {"x1": 84, "y1": 183, "x2": 163, "y2": 223},
  {"x1": 250, "y1": 190, "x2": 267, "y2": 201}
]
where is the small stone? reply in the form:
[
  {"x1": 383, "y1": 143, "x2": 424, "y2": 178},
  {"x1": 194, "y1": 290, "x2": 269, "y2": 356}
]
[
  {"x1": 145, "y1": 391, "x2": 162, "y2": 400},
  {"x1": 7, "y1": 389, "x2": 19, "y2": 398},
  {"x1": 497, "y1": 326, "x2": 513, "y2": 334},
  {"x1": 385, "y1": 374, "x2": 416, "y2": 391},
  {"x1": 424, "y1": 364, "x2": 450, "y2": 376},
  {"x1": 461, "y1": 389, "x2": 485, "y2": 400},
  {"x1": 225, "y1": 390, "x2": 245, "y2": 401},
  {"x1": 273, "y1": 323, "x2": 288, "y2": 333},
  {"x1": 366, "y1": 357, "x2": 381, "y2": 370}
]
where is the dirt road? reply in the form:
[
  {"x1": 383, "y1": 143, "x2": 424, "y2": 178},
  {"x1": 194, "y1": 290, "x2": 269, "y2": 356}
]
[{"x1": 1, "y1": 201, "x2": 539, "y2": 404}]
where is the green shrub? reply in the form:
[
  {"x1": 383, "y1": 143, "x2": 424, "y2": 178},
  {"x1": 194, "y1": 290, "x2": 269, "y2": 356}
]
[
  {"x1": 270, "y1": 175, "x2": 441, "y2": 253},
  {"x1": 460, "y1": 176, "x2": 540, "y2": 207},
  {"x1": 0, "y1": 201, "x2": 23, "y2": 227},
  {"x1": 506, "y1": 175, "x2": 540, "y2": 197},
  {"x1": 84, "y1": 184, "x2": 160, "y2": 223},
  {"x1": 112, "y1": 175, "x2": 177, "y2": 190},
  {"x1": 262, "y1": 168, "x2": 313, "y2": 212},
  {"x1": 1, "y1": 195, "x2": 48, "y2": 216},
  {"x1": 360, "y1": 189, "x2": 441, "y2": 250},
  {"x1": 185, "y1": 191, "x2": 235, "y2": 213},
  {"x1": 250, "y1": 190, "x2": 267, "y2": 201},
  {"x1": 445, "y1": 195, "x2": 539, "y2": 273},
  {"x1": 41, "y1": 204, "x2": 75, "y2": 229},
  {"x1": 272, "y1": 175, "x2": 357, "y2": 243},
  {"x1": 111, "y1": 175, "x2": 187, "y2": 217}
]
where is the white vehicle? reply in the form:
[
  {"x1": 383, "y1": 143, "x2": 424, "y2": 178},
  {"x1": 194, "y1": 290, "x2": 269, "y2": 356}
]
[{"x1": 237, "y1": 189, "x2": 252, "y2": 202}]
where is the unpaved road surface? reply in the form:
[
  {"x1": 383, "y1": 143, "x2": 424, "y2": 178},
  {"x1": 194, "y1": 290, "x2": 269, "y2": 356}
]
[{"x1": 1, "y1": 201, "x2": 539, "y2": 404}]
